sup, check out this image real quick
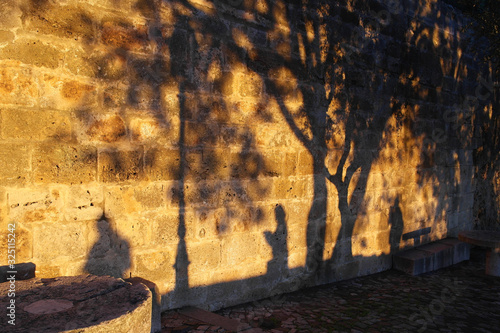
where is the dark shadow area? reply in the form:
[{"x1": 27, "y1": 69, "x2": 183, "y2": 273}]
[
  {"x1": 264, "y1": 204, "x2": 289, "y2": 277},
  {"x1": 85, "y1": 214, "x2": 131, "y2": 279},
  {"x1": 389, "y1": 197, "x2": 404, "y2": 252}
]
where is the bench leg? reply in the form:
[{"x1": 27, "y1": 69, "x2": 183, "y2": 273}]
[{"x1": 485, "y1": 248, "x2": 500, "y2": 277}]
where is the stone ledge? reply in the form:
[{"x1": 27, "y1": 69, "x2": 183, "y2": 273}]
[
  {"x1": 0, "y1": 275, "x2": 152, "y2": 332},
  {"x1": 126, "y1": 277, "x2": 162, "y2": 333},
  {"x1": 0, "y1": 262, "x2": 36, "y2": 283},
  {"x1": 393, "y1": 238, "x2": 470, "y2": 275}
]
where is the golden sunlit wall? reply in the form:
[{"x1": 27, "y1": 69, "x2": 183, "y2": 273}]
[{"x1": 0, "y1": 0, "x2": 496, "y2": 311}]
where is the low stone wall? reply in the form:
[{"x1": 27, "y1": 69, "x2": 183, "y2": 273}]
[{"x1": 0, "y1": 0, "x2": 496, "y2": 311}]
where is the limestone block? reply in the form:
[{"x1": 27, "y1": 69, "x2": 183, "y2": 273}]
[
  {"x1": 0, "y1": 30, "x2": 14, "y2": 43},
  {"x1": 185, "y1": 148, "x2": 233, "y2": 182},
  {"x1": 184, "y1": 121, "x2": 219, "y2": 147},
  {"x1": 132, "y1": 249, "x2": 175, "y2": 284},
  {"x1": 0, "y1": 222, "x2": 32, "y2": 265},
  {"x1": 8, "y1": 188, "x2": 64, "y2": 223},
  {"x1": 218, "y1": 206, "x2": 254, "y2": 234},
  {"x1": 114, "y1": 214, "x2": 152, "y2": 248},
  {"x1": 216, "y1": 181, "x2": 249, "y2": 206},
  {"x1": 220, "y1": 232, "x2": 269, "y2": 267},
  {"x1": 129, "y1": 116, "x2": 169, "y2": 144},
  {"x1": 101, "y1": 20, "x2": 151, "y2": 53},
  {"x1": 104, "y1": 184, "x2": 166, "y2": 218},
  {"x1": 1, "y1": 109, "x2": 72, "y2": 141},
  {"x1": 187, "y1": 239, "x2": 221, "y2": 272},
  {"x1": 297, "y1": 149, "x2": 314, "y2": 176},
  {"x1": 229, "y1": 150, "x2": 265, "y2": 179},
  {"x1": 0, "y1": 187, "x2": 5, "y2": 218},
  {"x1": 0, "y1": 144, "x2": 30, "y2": 185},
  {"x1": 64, "y1": 185, "x2": 104, "y2": 222},
  {"x1": 0, "y1": 65, "x2": 39, "y2": 107},
  {"x1": 102, "y1": 83, "x2": 129, "y2": 107},
  {"x1": 183, "y1": 208, "x2": 220, "y2": 241},
  {"x1": 63, "y1": 48, "x2": 102, "y2": 78},
  {"x1": 85, "y1": 114, "x2": 127, "y2": 143},
  {"x1": 213, "y1": 71, "x2": 234, "y2": 96},
  {"x1": 271, "y1": 177, "x2": 309, "y2": 200},
  {"x1": 99, "y1": 149, "x2": 144, "y2": 183},
  {"x1": 127, "y1": 83, "x2": 162, "y2": 110},
  {"x1": 33, "y1": 145, "x2": 97, "y2": 184},
  {"x1": 21, "y1": 2, "x2": 96, "y2": 41},
  {"x1": 256, "y1": 124, "x2": 293, "y2": 148},
  {"x1": 151, "y1": 212, "x2": 181, "y2": 246},
  {"x1": 39, "y1": 75, "x2": 97, "y2": 110},
  {"x1": 33, "y1": 264, "x2": 62, "y2": 278},
  {"x1": 283, "y1": 151, "x2": 298, "y2": 177},
  {"x1": 183, "y1": 180, "x2": 220, "y2": 208},
  {"x1": 144, "y1": 148, "x2": 181, "y2": 181},
  {"x1": 0, "y1": 39, "x2": 62, "y2": 69},
  {"x1": 33, "y1": 222, "x2": 87, "y2": 263},
  {"x1": 0, "y1": 1, "x2": 22, "y2": 30}
]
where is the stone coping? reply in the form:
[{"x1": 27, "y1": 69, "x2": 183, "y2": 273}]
[
  {"x1": 458, "y1": 230, "x2": 500, "y2": 249},
  {"x1": 0, "y1": 275, "x2": 151, "y2": 332}
]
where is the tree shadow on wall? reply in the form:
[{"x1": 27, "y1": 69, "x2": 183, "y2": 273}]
[
  {"x1": 85, "y1": 214, "x2": 131, "y2": 279},
  {"x1": 21, "y1": 0, "x2": 496, "y2": 311}
]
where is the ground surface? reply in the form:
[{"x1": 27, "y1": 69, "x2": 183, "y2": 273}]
[{"x1": 161, "y1": 248, "x2": 500, "y2": 332}]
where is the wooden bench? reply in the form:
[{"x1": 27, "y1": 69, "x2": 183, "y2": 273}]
[{"x1": 458, "y1": 230, "x2": 500, "y2": 277}]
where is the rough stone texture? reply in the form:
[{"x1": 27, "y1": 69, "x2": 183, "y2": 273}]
[
  {"x1": 126, "y1": 277, "x2": 162, "y2": 333},
  {"x1": 0, "y1": 275, "x2": 152, "y2": 332},
  {"x1": 0, "y1": 0, "x2": 497, "y2": 313}
]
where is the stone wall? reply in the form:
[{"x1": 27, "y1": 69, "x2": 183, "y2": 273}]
[{"x1": 0, "y1": 0, "x2": 496, "y2": 311}]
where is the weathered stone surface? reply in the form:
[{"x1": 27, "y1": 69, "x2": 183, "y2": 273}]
[
  {"x1": 64, "y1": 185, "x2": 104, "y2": 221},
  {"x1": 21, "y1": 3, "x2": 96, "y2": 41},
  {"x1": 114, "y1": 214, "x2": 152, "y2": 247},
  {"x1": 40, "y1": 76, "x2": 97, "y2": 110},
  {"x1": 1, "y1": 109, "x2": 72, "y2": 141},
  {"x1": 0, "y1": 275, "x2": 152, "y2": 333},
  {"x1": 0, "y1": 1, "x2": 22, "y2": 29},
  {"x1": 8, "y1": 188, "x2": 64, "y2": 223},
  {"x1": 85, "y1": 114, "x2": 127, "y2": 143},
  {"x1": 0, "y1": 223, "x2": 33, "y2": 264},
  {"x1": 132, "y1": 249, "x2": 174, "y2": 284},
  {"x1": 0, "y1": 144, "x2": 30, "y2": 185},
  {"x1": 188, "y1": 240, "x2": 222, "y2": 272},
  {"x1": 103, "y1": 184, "x2": 165, "y2": 218},
  {"x1": 144, "y1": 148, "x2": 180, "y2": 181},
  {"x1": 0, "y1": 39, "x2": 62, "y2": 69},
  {"x1": 33, "y1": 145, "x2": 97, "y2": 184},
  {"x1": 0, "y1": 30, "x2": 14, "y2": 43},
  {"x1": 101, "y1": 20, "x2": 150, "y2": 52},
  {"x1": 33, "y1": 222, "x2": 87, "y2": 262},
  {"x1": 0, "y1": 65, "x2": 39, "y2": 107},
  {"x1": 99, "y1": 149, "x2": 144, "y2": 183},
  {"x1": 126, "y1": 277, "x2": 162, "y2": 333}
]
